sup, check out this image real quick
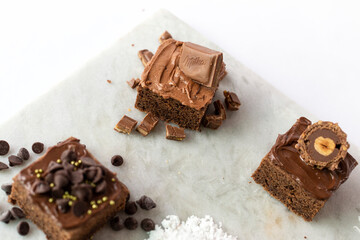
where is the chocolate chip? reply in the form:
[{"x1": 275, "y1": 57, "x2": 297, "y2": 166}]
[
  {"x1": 70, "y1": 170, "x2": 84, "y2": 184},
  {"x1": 32, "y1": 142, "x2": 44, "y2": 154},
  {"x1": 0, "y1": 162, "x2": 9, "y2": 170},
  {"x1": 54, "y1": 174, "x2": 69, "y2": 188},
  {"x1": 1, "y1": 183, "x2": 12, "y2": 195},
  {"x1": 0, "y1": 210, "x2": 13, "y2": 223},
  {"x1": 51, "y1": 187, "x2": 65, "y2": 199},
  {"x1": 141, "y1": 218, "x2": 155, "y2": 231},
  {"x1": 81, "y1": 157, "x2": 98, "y2": 167},
  {"x1": 17, "y1": 148, "x2": 30, "y2": 160},
  {"x1": 124, "y1": 201, "x2": 137, "y2": 215},
  {"x1": 56, "y1": 199, "x2": 69, "y2": 213},
  {"x1": 124, "y1": 217, "x2": 138, "y2": 230},
  {"x1": 8, "y1": 155, "x2": 23, "y2": 167},
  {"x1": 71, "y1": 184, "x2": 92, "y2": 202},
  {"x1": 17, "y1": 221, "x2": 30, "y2": 236},
  {"x1": 44, "y1": 173, "x2": 54, "y2": 184},
  {"x1": 136, "y1": 195, "x2": 156, "y2": 210},
  {"x1": 10, "y1": 207, "x2": 25, "y2": 219},
  {"x1": 46, "y1": 161, "x2": 64, "y2": 173},
  {"x1": 111, "y1": 155, "x2": 124, "y2": 166},
  {"x1": 92, "y1": 167, "x2": 103, "y2": 183},
  {"x1": 84, "y1": 167, "x2": 97, "y2": 180},
  {"x1": 109, "y1": 215, "x2": 124, "y2": 231},
  {"x1": 60, "y1": 149, "x2": 77, "y2": 162},
  {"x1": 32, "y1": 180, "x2": 51, "y2": 194},
  {"x1": 73, "y1": 200, "x2": 89, "y2": 217},
  {"x1": 0, "y1": 140, "x2": 10, "y2": 156},
  {"x1": 95, "y1": 180, "x2": 107, "y2": 194}
]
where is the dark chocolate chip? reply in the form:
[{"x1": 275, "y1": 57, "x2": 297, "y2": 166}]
[
  {"x1": 60, "y1": 149, "x2": 77, "y2": 162},
  {"x1": 71, "y1": 184, "x2": 92, "y2": 202},
  {"x1": 17, "y1": 221, "x2": 30, "y2": 236},
  {"x1": 0, "y1": 210, "x2": 13, "y2": 223},
  {"x1": 1, "y1": 183, "x2": 12, "y2": 195},
  {"x1": 95, "y1": 180, "x2": 107, "y2": 194},
  {"x1": 54, "y1": 173, "x2": 69, "y2": 188},
  {"x1": 84, "y1": 167, "x2": 97, "y2": 180},
  {"x1": 72, "y1": 200, "x2": 89, "y2": 217},
  {"x1": 141, "y1": 218, "x2": 155, "y2": 231},
  {"x1": 8, "y1": 155, "x2": 23, "y2": 167},
  {"x1": 62, "y1": 161, "x2": 75, "y2": 173},
  {"x1": 70, "y1": 170, "x2": 84, "y2": 184},
  {"x1": 32, "y1": 180, "x2": 51, "y2": 194},
  {"x1": 46, "y1": 161, "x2": 64, "y2": 173},
  {"x1": 111, "y1": 155, "x2": 124, "y2": 166},
  {"x1": 124, "y1": 217, "x2": 138, "y2": 230},
  {"x1": 0, "y1": 162, "x2": 9, "y2": 170},
  {"x1": 51, "y1": 187, "x2": 65, "y2": 199},
  {"x1": 56, "y1": 199, "x2": 69, "y2": 213},
  {"x1": 92, "y1": 167, "x2": 103, "y2": 183},
  {"x1": 10, "y1": 207, "x2": 25, "y2": 219},
  {"x1": 32, "y1": 142, "x2": 44, "y2": 154},
  {"x1": 81, "y1": 157, "x2": 98, "y2": 167},
  {"x1": 44, "y1": 173, "x2": 54, "y2": 184},
  {"x1": 109, "y1": 215, "x2": 124, "y2": 231},
  {"x1": 136, "y1": 195, "x2": 156, "y2": 210},
  {"x1": 17, "y1": 148, "x2": 30, "y2": 160},
  {"x1": 0, "y1": 140, "x2": 10, "y2": 156},
  {"x1": 124, "y1": 201, "x2": 137, "y2": 215}
]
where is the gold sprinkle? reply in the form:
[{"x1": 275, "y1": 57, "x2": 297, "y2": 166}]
[
  {"x1": 75, "y1": 162, "x2": 79, "y2": 167},
  {"x1": 71, "y1": 161, "x2": 75, "y2": 165},
  {"x1": 65, "y1": 191, "x2": 69, "y2": 195},
  {"x1": 109, "y1": 200, "x2": 115, "y2": 206},
  {"x1": 87, "y1": 210, "x2": 92, "y2": 215},
  {"x1": 50, "y1": 183, "x2": 55, "y2": 188},
  {"x1": 36, "y1": 173, "x2": 41, "y2": 178},
  {"x1": 90, "y1": 201, "x2": 96, "y2": 205},
  {"x1": 92, "y1": 204, "x2": 98, "y2": 209},
  {"x1": 91, "y1": 183, "x2": 96, "y2": 187},
  {"x1": 68, "y1": 201, "x2": 73, "y2": 206},
  {"x1": 102, "y1": 196, "x2": 108, "y2": 202},
  {"x1": 35, "y1": 169, "x2": 39, "y2": 174},
  {"x1": 78, "y1": 160, "x2": 82, "y2": 164},
  {"x1": 111, "y1": 178, "x2": 115, "y2": 182},
  {"x1": 56, "y1": 159, "x2": 62, "y2": 163},
  {"x1": 39, "y1": 169, "x2": 43, "y2": 173},
  {"x1": 97, "y1": 200, "x2": 102, "y2": 204},
  {"x1": 48, "y1": 198, "x2": 54, "y2": 203}
]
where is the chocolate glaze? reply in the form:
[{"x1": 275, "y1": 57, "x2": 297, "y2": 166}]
[
  {"x1": 16, "y1": 137, "x2": 128, "y2": 229},
  {"x1": 269, "y1": 117, "x2": 357, "y2": 200},
  {"x1": 140, "y1": 39, "x2": 217, "y2": 110}
]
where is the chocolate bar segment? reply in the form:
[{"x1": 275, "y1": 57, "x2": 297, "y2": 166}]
[
  {"x1": 202, "y1": 115, "x2": 222, "y2": 130},
  {"x1": 223, "y1": 90, "x2": 241, "y2": 111},
  {"x1": 127, "y1": 78, "x2": 140, "y2": 89},
  {"x1": 165, "y1": 125, "x2": 186, "y2": 141},
  {"x1": 179, "y1": 42, "x2": 223, "y2": 88},
  {"x1": 136, "y1": 113, "x2": 159, "y2": 136},
  {"x1": 159, "y1": 31, "x2": 172, "y2": 44},
  {"x1": 138, "y1": 49, "x2": 154, "y2": 67},
  {"x1": 114, "y1": 115, "x2": 138, "y2": 134}
]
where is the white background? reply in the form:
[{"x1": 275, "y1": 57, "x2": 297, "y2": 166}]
[{"x1": 0, "y1": 0, "x2": 359, "y2": 146}]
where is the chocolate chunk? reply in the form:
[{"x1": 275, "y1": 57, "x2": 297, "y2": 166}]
[
  {"x1": 70, "y1": 170, "x2": 84, "y2": 184},
  {"x1": 0, "y1": 162, "x2": 9, "y2": 170},
  {"x1": 95, "y1": 180, "x2": 107, "y2": 194},
  {"x1": 52, "y1": 187, "x2": 65, "y2": 199},
  {"x1": 54, "y1": 173, "x2": 69, "y2": 188},
  {"x1": 17, "y1": 221, "x2": 30, "y2": 236},
  {"x1": 1, "y1": 183, "x2": 12, "y2": 195},
  {"x1": 84, "y1": 167, "x2": 97, "y2": 180},
  {"x1": 32, "y1": 142, "x2": 44, "y2": 154},
  {"x1": 179, "y1": 42, "x2": 223, "y2": 88},
  {"x1": 223, "y1": 91, "x2": 241, "y2": 111},
  {"x1": 124, "y1": 201, "x2": 137, "y2": 215},
  {"x1": 8, "y1": 155, "x2": 23, "y2": 167},
  {"x1": 17, "y1": 148, "x2": 30, "y2": 160},
  {"x1": 56, "y1": 199, "x2": 69, "y2": 213},
  {"x1": 214, "y1": 100, "x2": 226, "y2": 120},
  {"x1": 81, "y1": 157, "x2": 98, "y2": 167},
  {"x1": 92, "y1": 167, "x2": 103, "y2": 183},
  {"x1": 202, "y1": 115, "x2": 222, "y2": 130},
  {"x1": 73, "y1": 200, "x2": 89, "y2": 217},
  {"x1": 10, "y1": 207, "x2": 25, "y2": 219},
  {"x1": 296, "y1": 121, "x2": 350, "y2": 170},
  {"x1": 114, "y1": 115, "x2": 138, "y2": 134},
  {"x1": 136, "y1": 195, "x2": 156, "y2": 210},
  {"x1": 71, "y1": 184, "x2": 92, "y2": 202},
  {"x1": 32, "y1": 180, "x2": 51, "y2": 194},
  {"x1": 0, "y1": 140, "x2": 10, "y2": 156},
  {"x1": 0, "y1": 210, "x2": 13, "y2": 223},
  {"x1": 138, "y1": 50, "x2": 154, "y2": 66},
  {"x1": 136, "y1": 112, "x2": 159, "y2": 136},
  {"x1": 46, "y1": 161, "x2": 64, "y2": 173},
  {"x1": 159, "y1": 30, "x2": 173, "y2": 43},
  {"x1": 165, "y1": 125, "x2": 186, "y2": 141},
  {"x1": 124, "y1": 217, "x2": 138, "y2": 230},
  {"x1": 127, "y1": 78, "x2": 140, "y2": 89},
  {"x1": 109, "y1": 215, "x2": 124, "y2": 231},
  {"x1": 60, "y1": 149, "x2": 77, "y2": 162},
  {"x1": 141, "y1": 218, "x2": 155, "y2": 231},
  {"x1": 44, "y1": 173, "x2": 54, "y2": 184},
  {"x1": 111, "y1": 155, "x2": 124, "y2": 166}
]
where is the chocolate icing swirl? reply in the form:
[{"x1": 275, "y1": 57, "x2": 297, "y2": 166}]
[{"x1": 269, "y1": 117, "x2": 357, "y2": 200}]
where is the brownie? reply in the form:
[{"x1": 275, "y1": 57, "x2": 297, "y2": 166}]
[
  {"x1": 9, "y1": 137, "x2": 129, "y2": 240},
  {"x1": 135, "y1": 39, "x2": 224, "y2": 130},
  {"x1": 251, "y1": 117, "x2": 357, "y2": 221}
]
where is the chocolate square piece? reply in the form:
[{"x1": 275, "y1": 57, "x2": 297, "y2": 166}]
[
  {"x1": 9, "y1": 137, "x2": 129, "y2": 240},
  {"x1": 114, "y1": 115, "x2": 138, "y2": 134},
  {"x1": 165, "y1": 125, "x2": 186, "y2": 141},
  {"x1": 136, "y1": 112, "x2": 159, "y2": 136},
  {"x1": 135, "y1": 39, "x2": 225, "y2": 130},
  {"x1": 202, "y1": 115, "x2": 222, "y2": 129},
  {"x1": 224, "y1": 90, "x2": 240, "y2": 111},
  {"x1": 127, "y1": 78, "x2": 140, "y2": 89},
  {"x1": 138, "y1": 49, "x2": 154, "y2": 67},
  {"x1": 251, "y1": 117, "x2": 357, "y2": 221}
]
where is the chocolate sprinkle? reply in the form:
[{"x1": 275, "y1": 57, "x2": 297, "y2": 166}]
[
  {"x1": 136, "y1": 195, "x2": 156, "y2": 210},
  {"x1": 109, "y1": 215, "x2": 124, "y2": 231},
  {"x1": 141, "y1": 218, "x2": 155, "y2": 231},
  {"x1": 17, "y1": 148, "x2": 30, "y2": 160},
  {"x1": 17, "y1": 221, "x2": 30, "y2": 236},
  {"x1": 10, "y1": 207, "x2": 25, "y2": 219},
  {"x1": 1, "y1": 183, "x2": 12, "y2": 195},
  {"x1": 73, "y1": 200, "x2": 89, "y2": 217},
  {"x1": 124, "y1": 217, "x2": 138, "y2": 230},
  {"x1": 32, "y1": 142, "x2": 44, "y2": 154},
  {"x1": 0, "y1": 162, "x2": 9, "y2": 170},
  {"x1": 0, "y1": 140, "x2": 10, "y2": 156},
  {"x1": 124, "y1": 201, "x2": 137, "y2": 215},
  {"x1": 111, "y1": 155, "x2": 124, "y2": 167},
  {"x1": 8, "y1": 155, "x2": 23, "y2": 167},
  {"x1": 0, "y1": 210, "x2": 13, "y2": 223}
]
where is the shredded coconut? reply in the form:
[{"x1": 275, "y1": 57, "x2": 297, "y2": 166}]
[{"x1": 145, "y1": 215, "x2": 238, "y2": 240}]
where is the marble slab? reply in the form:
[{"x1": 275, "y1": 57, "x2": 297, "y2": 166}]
[{"x1": 0, "y1": 9, "x2": 359, "y2": 240}]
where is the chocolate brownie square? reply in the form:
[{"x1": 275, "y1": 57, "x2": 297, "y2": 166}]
[
  {"x1": 252, "y1": 117, "x2": 357, "y2": 221},
  {"x1": 9, "y1": 137, "x2": 129, "y2": 240}
]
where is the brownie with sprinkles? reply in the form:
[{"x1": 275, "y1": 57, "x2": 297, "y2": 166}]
[{"x1": 9, "y1": 137, "x2": 129, "y2": 240}]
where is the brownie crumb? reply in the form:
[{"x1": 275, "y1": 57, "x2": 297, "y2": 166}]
[
  {"x1": 0, "y1": 140, "x2": 10, "y2": 156},
  {"x1": 107, "y1": 80, "x2": 112, "y2": 84},
  {"x1": 32, "y1": 142, "x2": 44, "y2": 154}
]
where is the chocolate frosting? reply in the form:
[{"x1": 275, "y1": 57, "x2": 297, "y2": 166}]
[
  {"x1": 140, "y1": 39, "x2": 217, "y2": 110},
  {"x1": 269, "y1": 117, "x2": 357, "y2": 200},
  {"x1": 15, "y1": 137, "x2": 128, "y2": 229}
]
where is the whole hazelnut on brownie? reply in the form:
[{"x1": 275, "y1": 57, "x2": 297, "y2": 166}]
[{"x1": 295, "y1": 121, "x2": 349, "y2": 170}]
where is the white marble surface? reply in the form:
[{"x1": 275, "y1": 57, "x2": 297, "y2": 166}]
[{"x1": 0, "y1": 9, "x2": 359, "y2": 240}]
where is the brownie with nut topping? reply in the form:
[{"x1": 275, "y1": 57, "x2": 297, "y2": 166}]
[{"x1": 9, "y1": 137, "x2": 129, "y2": 240}]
